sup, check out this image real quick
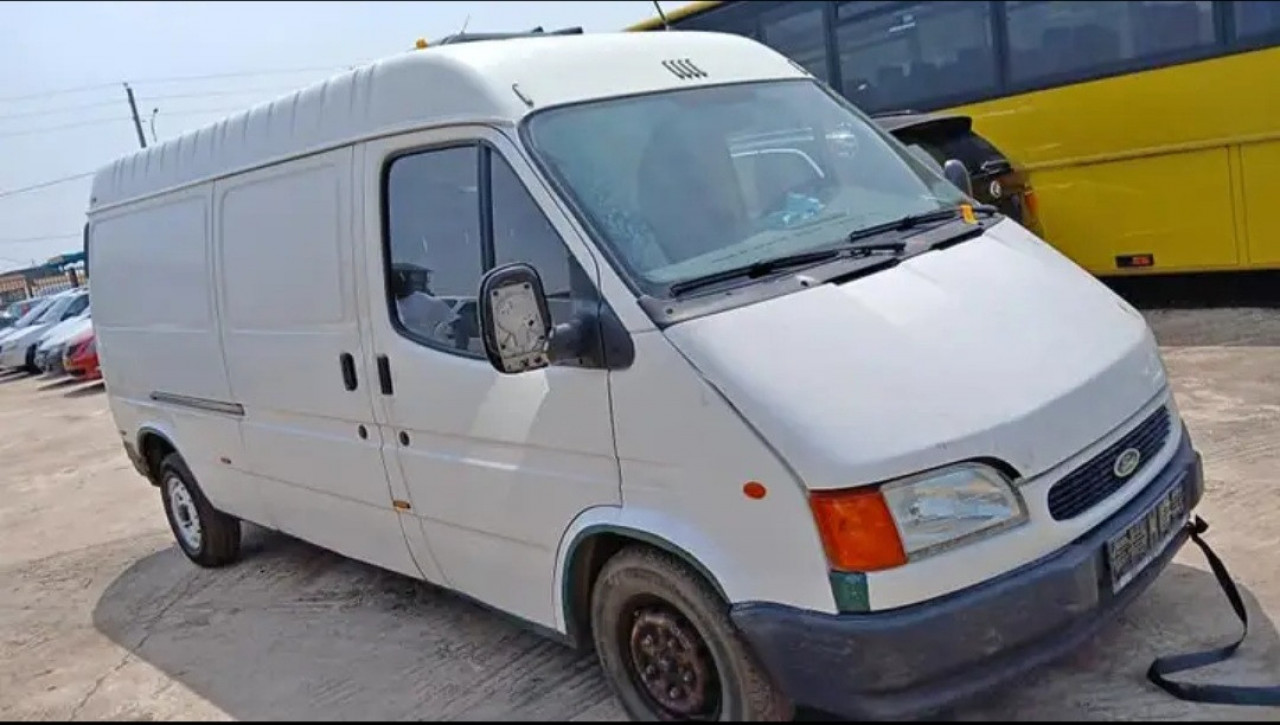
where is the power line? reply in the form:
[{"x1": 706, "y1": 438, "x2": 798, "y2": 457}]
[
  {"x1": 136, "y1": 84, "x2": 316, "y2": 102},
  {"x1": 0, "y1": 82, "x2": 120, "y2": 105},
  {"x1": 0, "y1": 117, "x2": 132, "y2": 140},
  {"x1": 0, "y1": 172, "x2": 96, "y2": 201},
  {"x1": 0, "y1": 234, "x2": 81, "y2": 245},
  {"x1": 0, "y1": 104, "x2": 271, "y2": 141},
  {"x1": 0, "y1": 85, "x2": 310, "y2": 122},
  {"x1": 134, "y1": 65, "x2": 353, "y2": 84},
  {"x1": 0, "y1": 99, "x2": 120, "y2": 122},
  {"x1": 0, "y1": 64, "x2": 356, "y2": 105}
]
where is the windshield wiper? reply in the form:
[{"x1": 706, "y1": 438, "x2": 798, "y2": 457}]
[
  {"x1": 845, "y1": 204, "x2": 999, "y2": 247},
  {"x1": 667, "y1": 206, "x2": 998, "y2": 297},
  {"x1": 668, "y1": 248, "x2": 846, "y2": 297}
]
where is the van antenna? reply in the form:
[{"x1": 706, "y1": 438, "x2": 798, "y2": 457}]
[
  {"x1": 458, "y1": 14, "x2": 470, "y2": 35},
  {"x1": 652, "y1": 0, "x2": 672, "y2": 30}
]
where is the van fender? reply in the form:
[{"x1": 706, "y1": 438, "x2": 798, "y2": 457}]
[
  {"x1": 552, "y1": 504, "x2": 740, "y2": 637},
  {"x1": 134, "y1": 420, "x2": 181, "y2": 482}
]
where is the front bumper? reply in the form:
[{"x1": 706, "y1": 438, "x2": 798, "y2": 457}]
[
  {"x1": 732, "y1": 429, "x2": 1204, "y2": 720},
  {"x1": 36, "y1": 347, "x2": 65, "y2": 375}
]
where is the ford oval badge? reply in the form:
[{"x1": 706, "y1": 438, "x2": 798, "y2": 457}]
[{"x1": 1113, "y1": 447, "x2": 1142, "y2": 479}]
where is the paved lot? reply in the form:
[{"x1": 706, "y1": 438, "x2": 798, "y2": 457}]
[{"x1": 2, "y1": 307, "x2": 1279, "y2": 721}]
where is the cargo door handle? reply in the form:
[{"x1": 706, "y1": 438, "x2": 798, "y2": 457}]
[
  {"x1": 376, "y1": 354, "x2": 393, "y2": 395},
  {"x1": 339, "y1": 352, "x2": 357, "y2": 391}
]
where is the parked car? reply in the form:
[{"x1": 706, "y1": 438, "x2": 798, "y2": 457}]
[
  {"x1": 35, "y1": 309, "x2": 92, "y2": 376},
  {"x1": 0, "y1": 295, "x2": 56, "y2": 346},
  {"x1": 0, "y1": 289, "x2": 89, "y2": 373},
  {"x1": 63, "y1": 326, "x2": 99, "y2": 381},
  {"x1": 874, "y1": 111, "x2": 1043, "y2": 238},
  {"x1": 4, "y1": 296, "x2": 43, "y2": 321}
]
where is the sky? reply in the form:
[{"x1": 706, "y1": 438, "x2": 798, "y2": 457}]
[{"x1": 0, "y1": 0, "x2": 664, "y2": 273}]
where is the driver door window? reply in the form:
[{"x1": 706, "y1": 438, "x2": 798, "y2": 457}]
[
  {"x1": 385, "y1": 146, "x2": 484, "y2": 355},
  {"x1": 384, "y1": 144, "x2": 600, "y2": 361}
]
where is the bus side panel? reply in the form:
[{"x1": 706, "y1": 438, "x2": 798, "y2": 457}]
[
  {"x1": 1240, "y1": 140, "x2": 1280, "y2": 267},
  {"x1": 89, "y1": 188, "x2": 264, "y2": 523},
  {"x1": 956, "y1": 46, "x2": 1280, "y2": 275},
  {"x1": 1026, "y1": 148, "x2": 1237, "y2": 273}
]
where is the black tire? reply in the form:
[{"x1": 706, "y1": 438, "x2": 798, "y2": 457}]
[
  {"x1": 590, "y1": 545, "x2": 793, "y2": 722},
  {"x1": 23, "y1": 345, "x2": 39, "y2": 375},
  {"x1": 158, "y1": 452, "x2": 241, "y2": 567}
]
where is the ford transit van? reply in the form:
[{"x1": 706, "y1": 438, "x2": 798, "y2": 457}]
[{"x1": 88, "y1": 30, "x2": 1203, "y2": 721}]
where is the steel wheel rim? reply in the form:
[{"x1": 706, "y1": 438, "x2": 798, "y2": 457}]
[
  {"x1": 165, "y1": 474, "x2": 203, "y2": 551},
  {"x1": 621, "y1": 598, "x2": 722, "y2": 720}
]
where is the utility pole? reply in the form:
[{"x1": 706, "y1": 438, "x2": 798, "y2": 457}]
[
  {"x1": 123, "y1": 82, "x2": 147, "y2": 149},
  {"x1": 652, "y1": 0, "x2": 671, "y2": 30}
]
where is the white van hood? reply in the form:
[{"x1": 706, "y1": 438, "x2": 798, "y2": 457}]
[{"x1": 664, "y1": 220, "x2": 1168, "y2": 489}]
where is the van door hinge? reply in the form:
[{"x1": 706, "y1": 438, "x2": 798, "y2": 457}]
[{"x1": 392, "y1": 499, "x2": 412, "y2": 511}]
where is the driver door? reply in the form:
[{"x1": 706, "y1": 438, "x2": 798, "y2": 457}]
[{"x1": 358, "y1": 126, "x2": 622, "y2": 628}]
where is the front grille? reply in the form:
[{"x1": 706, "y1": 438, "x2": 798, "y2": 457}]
[{"x1": 1047, "y1": 407, "x2": 1172, "y2": 521}]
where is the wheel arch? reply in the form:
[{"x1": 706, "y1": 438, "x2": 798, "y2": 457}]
[
  {"x1": 557, "y1": 512, "x2": 730, "y2": 651},
  {"x1": 136, "y1": 425, "x2": 180, "y2": 486}
]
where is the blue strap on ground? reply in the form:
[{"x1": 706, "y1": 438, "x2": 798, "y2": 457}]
[{"x1": 1146, "y1": 516, "x2": 1280, "y2": 706}]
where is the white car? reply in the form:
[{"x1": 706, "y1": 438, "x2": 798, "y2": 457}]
[
  {"x1": 0, "y1": 290, "x2": 89, "y2": 372},
  {"x1": 0, "y1": 295, "x2": 58, "y2": 347},
  {"x1": 88, "y1": 30, "x2": 1203, "y2": 721}
]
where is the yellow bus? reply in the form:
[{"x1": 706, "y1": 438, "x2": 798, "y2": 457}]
[{"x1": 631, "y1": 1, "x2": 1280, "y2": 277}]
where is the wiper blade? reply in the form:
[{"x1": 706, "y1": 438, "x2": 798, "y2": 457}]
[
  {"x1": 668, "y1": 248, "x2": 843, "y2": 297},
  {"x1": 846, "y1": 205, "x2": 997, "y2": 246},
  {"x1": 668, "y1": 206, "x2": 999, "y2": 297}
]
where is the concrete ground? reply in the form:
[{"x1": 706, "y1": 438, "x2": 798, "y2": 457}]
[{"x1": 2, "y1": 308, "x2": 1279, "y2": 721}]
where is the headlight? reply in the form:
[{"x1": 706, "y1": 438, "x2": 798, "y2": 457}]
[
  {"x1": 881, "y1": 463, "x2": 1027, "y2": 559},
  {"x1": 810, "y1": 463, "x2": 1027, "y2": 572}
]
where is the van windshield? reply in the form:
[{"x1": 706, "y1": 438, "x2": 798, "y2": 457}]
[{"x1": 524, "y1": 79, "x2": 967, "y2": 296}]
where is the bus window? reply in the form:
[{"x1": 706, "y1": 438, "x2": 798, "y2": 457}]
[
  {"x1": 1234, "y1": 1, "x2": 1280, "y2": 40},
  {"x1": 760, "y1": 5, "x2": 831, "y2": 81},
  {"x1": 1005, "y1": 1, "x2": 1215, "y2": 87},
  {"x1": 834, "y1": 1, "x2": 998, "y2": 114}
]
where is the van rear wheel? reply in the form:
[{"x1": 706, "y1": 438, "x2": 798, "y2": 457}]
[
  {"x1": 159, "y1": 452, "x2": 241, "y2": 567},
  {"x1": 590, "y1": 545, "x2": 793, "y2": 721}
]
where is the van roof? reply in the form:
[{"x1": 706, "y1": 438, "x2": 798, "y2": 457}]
[{"x1": 89, "y1": 30, "x2": 804, "y2": 211}]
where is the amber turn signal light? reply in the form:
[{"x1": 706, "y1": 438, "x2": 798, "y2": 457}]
[{"x1": 809, "y1": 487, "x2": 907, "y2": 572}]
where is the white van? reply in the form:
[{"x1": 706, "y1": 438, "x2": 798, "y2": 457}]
[{"x1": 87, "y1": 30, "x2": 1203, "y2": 721}]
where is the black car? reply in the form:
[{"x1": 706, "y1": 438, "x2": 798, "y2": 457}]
[{"x1": 875, "y1": 111, "x2": 1043, "y2": 237}]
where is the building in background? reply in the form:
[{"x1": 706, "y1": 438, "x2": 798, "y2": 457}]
[{"x1": 0, "y1": 252, "x2": 86, "y2": 306}]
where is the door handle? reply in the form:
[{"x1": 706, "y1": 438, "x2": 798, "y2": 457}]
[
  {"x1": 339, "y1": 352, "x2": 357, "y2": 391},
  {"x1": 376, "y1": 354, "x2": 393, "y2": 395}
]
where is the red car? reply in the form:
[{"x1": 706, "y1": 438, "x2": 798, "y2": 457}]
[{"x1": 63, "y1": 329, "x2": 100, "y2": 381}]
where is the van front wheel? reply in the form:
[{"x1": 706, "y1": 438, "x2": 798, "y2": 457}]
[
  {"x1": 590, "y1": 545, "x2": 793, "y2": 721},
  {"x1": 159, "y1": 453, "x2": 241, "y2": 567}
]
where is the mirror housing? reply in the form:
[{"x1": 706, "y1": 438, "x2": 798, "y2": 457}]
[
  {"x1": 943, "y1": 158, "x2": 974, "y2": 197},
  {"x1": 478, "y1": 263, "x2": 555, "y2": 374}
]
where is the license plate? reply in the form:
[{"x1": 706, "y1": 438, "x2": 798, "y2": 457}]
[{"x1": 1105, "y1": 484, "x2": 1188, "y2": 593}]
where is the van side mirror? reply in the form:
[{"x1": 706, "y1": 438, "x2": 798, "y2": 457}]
[
  {"x1": 478, "y1": 263, "x2": 554, "y2": 374},
  {"x1": 943, "y1": 159, "x2": 974, "y2": 197}
]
